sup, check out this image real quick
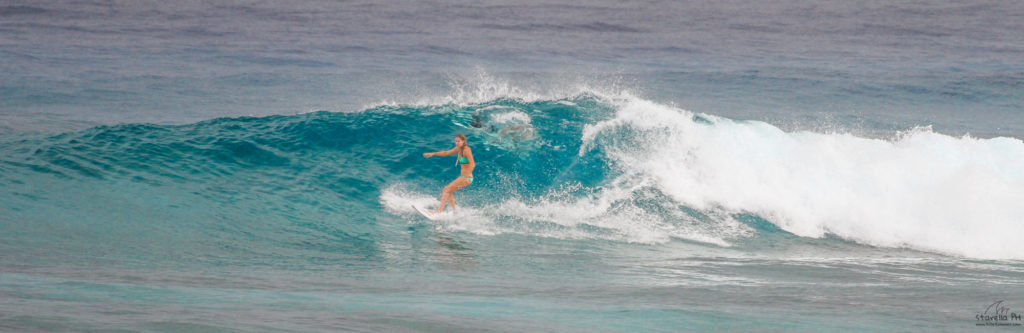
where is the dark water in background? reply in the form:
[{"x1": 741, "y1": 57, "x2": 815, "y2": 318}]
[
  {"x1": 2, "y1": 1, "x2": 1024, "y2": 332},
  {"x1": 2, "y1": 0, "x2": 1022, "y2": 135}
]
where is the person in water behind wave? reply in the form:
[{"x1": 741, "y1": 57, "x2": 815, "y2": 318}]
[{"x1": 422, "y1": 134, "x2": 475, "y2": 213}]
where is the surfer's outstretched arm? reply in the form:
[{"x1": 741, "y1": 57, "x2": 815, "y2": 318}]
[{"x1": 423, "y1": 147, "x2": 458, "y2": 157}]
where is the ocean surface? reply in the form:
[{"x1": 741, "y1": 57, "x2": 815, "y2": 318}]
[{"x1": 2, "y1": 0, "x2": 1024, "y2": 331}]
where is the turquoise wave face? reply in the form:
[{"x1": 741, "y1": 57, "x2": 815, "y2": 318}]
[{"x1": 0, "y1": 95, "x2": 626, "y2": 268}]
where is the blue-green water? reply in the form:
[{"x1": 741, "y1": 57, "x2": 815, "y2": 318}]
[
  {"x1": 4, "y1": 96, "x2": 1024, "y2": 331},
  {"x1": 3, "y1": 0, "x2": 1024, "y2": 331}
]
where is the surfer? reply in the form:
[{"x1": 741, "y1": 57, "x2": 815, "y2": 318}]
[{"x1": 423, "y1": 134, "x2": 475, "y2": 213}]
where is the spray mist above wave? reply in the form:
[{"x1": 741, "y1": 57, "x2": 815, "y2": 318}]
[
  {"x1": 581, "y1": 98, "x2": 1024, "y2": 259},
  {"x1": 362, "y1": 68, "x2": 642, "y2": 110}
]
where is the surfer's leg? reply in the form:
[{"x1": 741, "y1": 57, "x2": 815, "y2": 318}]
[
  {"x1": 436, "y1": 191, "x2": 451, "y2": 213},
  {"x1": 436, "y1": 182, "x2": 456, "y2": 213},
  {"x1": 437, "y1": 178, "x2": 470, "y2": 213},
  {"x1": 437, "y1": 185, "x2": 455, "y2": 213}
]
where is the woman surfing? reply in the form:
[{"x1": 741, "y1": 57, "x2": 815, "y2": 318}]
[{"x1": 422, "y1": 134, "x2": 475, "y2": 213}]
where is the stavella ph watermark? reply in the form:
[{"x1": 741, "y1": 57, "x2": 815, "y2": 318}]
[{"x1": 977, "y1": 300, "x2": 1023, "y2": 326}]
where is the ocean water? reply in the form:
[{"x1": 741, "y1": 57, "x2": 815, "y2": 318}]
[{"x1": 2, "y1": 0, "x2": 1024, "y2": 331}]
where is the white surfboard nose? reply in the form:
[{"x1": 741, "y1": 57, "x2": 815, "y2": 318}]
[{"x1": 413, "y1": 204, "x2": 439, "y2": 220}]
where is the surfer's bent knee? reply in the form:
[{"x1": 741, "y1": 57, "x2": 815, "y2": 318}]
[{"x1": 443, "y1": 185, "x2": 456, "y2": 194}]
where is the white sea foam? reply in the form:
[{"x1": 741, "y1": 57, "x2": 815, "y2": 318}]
[
  {"x1": 583, "y1": 97, "x2": 1024, "y2": 259},
  {"x1": 379, "y1": 186, "x2": 500, "y2": 235},
  {"x1": 380, "y1": 182, "x2": 746, "y2": 246},
  {"x1": 488, "y1": 190, "x2": 745, "y2": 246},
  {"x1": 489, "y1": 110, "x2": 532, "y2": 124}
]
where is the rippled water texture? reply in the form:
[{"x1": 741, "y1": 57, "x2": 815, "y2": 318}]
[{"x1": 2, "y1": 0, "x2": 1023, "y2": 331}]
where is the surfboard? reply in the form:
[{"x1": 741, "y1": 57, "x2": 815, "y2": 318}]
[{"x1": 412, "y1": 204, "x2": 438, "y2": 220}]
